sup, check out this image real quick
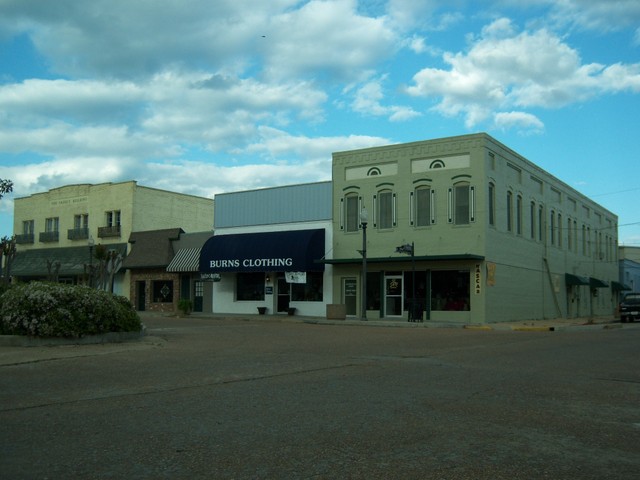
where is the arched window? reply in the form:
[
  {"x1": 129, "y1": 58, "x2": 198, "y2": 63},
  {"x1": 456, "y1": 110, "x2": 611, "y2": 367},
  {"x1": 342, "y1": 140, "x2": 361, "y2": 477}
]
[
  {"x1": 506, "y1": 191, "x2": 513, "y2": 232},
  {"x1": 488, "y1": 183, "x2": 495, "y2": 226}
]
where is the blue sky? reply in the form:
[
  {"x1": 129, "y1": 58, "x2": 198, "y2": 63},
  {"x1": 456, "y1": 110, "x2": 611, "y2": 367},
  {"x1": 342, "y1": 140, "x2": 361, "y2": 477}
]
[{"x1": 0, "y1": 0, "x2": 639, "y2": 244}]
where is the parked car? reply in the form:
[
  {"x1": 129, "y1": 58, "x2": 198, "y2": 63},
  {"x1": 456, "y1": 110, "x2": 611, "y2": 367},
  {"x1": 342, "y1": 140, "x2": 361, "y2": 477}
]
[{"x1": 619, "y1": 293, "x2": 640, "y2": 323}]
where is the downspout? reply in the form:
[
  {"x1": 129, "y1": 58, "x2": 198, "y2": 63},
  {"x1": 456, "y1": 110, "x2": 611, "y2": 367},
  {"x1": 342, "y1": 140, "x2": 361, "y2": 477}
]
[{"x1": 543, "y1": 257, "x2": 562, "y2": 319}]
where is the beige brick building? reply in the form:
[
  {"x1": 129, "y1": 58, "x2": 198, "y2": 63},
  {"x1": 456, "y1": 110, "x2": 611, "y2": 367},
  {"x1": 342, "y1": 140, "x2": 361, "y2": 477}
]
[{"x1": 11, "y1": 181, "x2": 213, "y2": 296}]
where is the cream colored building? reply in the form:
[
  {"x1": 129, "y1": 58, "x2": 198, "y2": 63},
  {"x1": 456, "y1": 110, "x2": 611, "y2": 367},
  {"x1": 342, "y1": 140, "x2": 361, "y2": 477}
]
[
  {"x1": 328, "y1": 133, "x2": 619, "y2": 323},
  {"x1": 11, "y1": 181, "x2": 213, "y2": 296}
]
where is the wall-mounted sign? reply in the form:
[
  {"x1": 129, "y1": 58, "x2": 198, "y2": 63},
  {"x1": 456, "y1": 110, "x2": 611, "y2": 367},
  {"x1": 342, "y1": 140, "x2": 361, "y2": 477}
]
[
  {"x1": 201, "y1": 273, "x2": 221, "y2": 282},
  {"x1": 475, "y1": 264, "x2": 482, "y2": 294},
  {"x1": 486, "y1": 262, "x2": 496, "y2": 286}
]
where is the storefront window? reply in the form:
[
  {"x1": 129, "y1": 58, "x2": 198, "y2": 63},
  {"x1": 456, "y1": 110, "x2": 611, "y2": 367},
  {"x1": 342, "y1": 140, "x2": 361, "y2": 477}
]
[
  {"x1": 431, "y1": 270, "x2": 470, "y2": 311},
  {"x1": 291, "y1": 272, "x2": 324, "y2": 301},
  {"x1": 366, "y1": 272, "x2": 381, "y2": 311},
  {"x1": 236, "y1": 272, "x2": 265, "y2": 301},
  {"x1": 152, "y1": 280, "x2": 173, "y2": 303}
]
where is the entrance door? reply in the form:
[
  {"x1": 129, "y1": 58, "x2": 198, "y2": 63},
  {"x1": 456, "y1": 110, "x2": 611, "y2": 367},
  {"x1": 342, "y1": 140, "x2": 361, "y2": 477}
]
[
  {"x1": 384, "y1": 275, "x2": 403, "y2": 317},
  {"x1": 277, "y1": 276, "x2": 290, "y2": 312},
  {"x1": 136, "y1": 281, "x2": 146, "y2": 311},
  {"x1": 343, "y1": 277, "x2": 357, "y2": 316}
]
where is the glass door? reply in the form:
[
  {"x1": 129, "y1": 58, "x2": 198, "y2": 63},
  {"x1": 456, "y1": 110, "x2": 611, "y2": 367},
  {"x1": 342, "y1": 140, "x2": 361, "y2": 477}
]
[
  {"x1": 277, "y1": 275, "x2": 290, "y2": 312},
  {"x1": 343, "y1": 277, "x2": 357, "y2": 316},
  {"x1": 384, "y1": 275, "x2": 403, "y2": 317}
]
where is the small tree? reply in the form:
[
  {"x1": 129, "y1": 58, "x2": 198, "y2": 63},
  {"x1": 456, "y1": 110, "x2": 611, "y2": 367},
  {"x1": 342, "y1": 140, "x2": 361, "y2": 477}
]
[
  {"x1": 46, "y1": 259, "x2": 61, "y2": 282},
  {"x1": 93, "y1": 244, "x2": 123, "y2": 293},
  {"x1": 0, "y1": 236, "x2": 17, "y2": 283},
  {"x1": 0, "y1": 180, "x2": 16, "y2": 283},
  {"x1": 0, "y1": 179, "x2": 12, "y2": 200}
]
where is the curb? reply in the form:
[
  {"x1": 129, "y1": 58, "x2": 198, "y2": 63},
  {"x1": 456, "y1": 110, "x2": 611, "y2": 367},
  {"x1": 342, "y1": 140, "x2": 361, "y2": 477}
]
[
  {"x1": 0, "y1": 329, "x2": 146, "y2": 347},
  {"x1": 511, "y1": 326, "x2": 555, "y2": 332},
  {"x1": 463, "y1": 325, "x2": 493, "y2": 331}
]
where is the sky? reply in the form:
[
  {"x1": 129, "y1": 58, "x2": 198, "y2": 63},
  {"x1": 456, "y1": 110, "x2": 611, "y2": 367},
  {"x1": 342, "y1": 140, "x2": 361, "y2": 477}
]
[{"x1": 0, "y1": 0, "x2": 639, "y2": 245}]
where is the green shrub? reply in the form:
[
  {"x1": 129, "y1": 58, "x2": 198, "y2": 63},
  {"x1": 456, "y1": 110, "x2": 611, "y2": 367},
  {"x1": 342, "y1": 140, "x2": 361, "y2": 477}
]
[
  {"x1": 178, "y1": 298, "x2": 192, "y2": 315},
  {"x1": 0, "y1": 282, "x2": 12, "y2": 315},
  {"x1": 0, "y1": 282, "x2": 142, "y2": 338}
]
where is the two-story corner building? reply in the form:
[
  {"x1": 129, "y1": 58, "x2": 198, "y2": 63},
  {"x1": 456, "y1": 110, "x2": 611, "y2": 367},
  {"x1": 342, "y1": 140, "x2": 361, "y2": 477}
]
[
  {"x1": 199, "y1": 182, "x2": 334, "y2": 317},
  {"x1": 11, "y1": 181, "x2": 214, "y2": 296},
  {"x1": 328, "y1": 133, "x2": 619, "y2": 324}
]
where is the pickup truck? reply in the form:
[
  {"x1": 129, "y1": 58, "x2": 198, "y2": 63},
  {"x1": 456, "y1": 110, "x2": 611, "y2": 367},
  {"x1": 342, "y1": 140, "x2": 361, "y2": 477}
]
[{"x1": 619, "y1": 292, "x2": 640, "y2": 323}]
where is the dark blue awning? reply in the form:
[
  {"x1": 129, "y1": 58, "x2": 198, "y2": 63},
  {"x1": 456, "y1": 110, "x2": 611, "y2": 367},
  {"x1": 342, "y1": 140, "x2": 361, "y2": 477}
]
[{"x1": 199, "y1": 229, "x2": 325, "y2": 273}]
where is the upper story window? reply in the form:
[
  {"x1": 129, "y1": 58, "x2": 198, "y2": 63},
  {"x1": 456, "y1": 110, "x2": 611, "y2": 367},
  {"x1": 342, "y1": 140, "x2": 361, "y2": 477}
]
[
  {"x1": 40, "y1": 217, "x2": 60, "y2": 243},
  {"x1": 45, "y1": 217, "x2": 59, "y2": 232},
  {"x1": 413, "y1": 186, "x2": 433, "y2": 227},
  {"x1": 550, "y1": 210, "x2": 556, "y2": 245},
  {"x1": 506, "y1": 191, "x2": 513, "y2": 232},
  {"x1": 516, "y1": 195, "x2": 523, "y2": 235},
  {"x1": 23, "y1": 220, "x2": 34, "y2": 235},
  {"x1": 99, "y1": 210, "x2": 122, "y2": 238},
  {"x1": 106, "y1": 210, "x2": 121, "y2": 227},
  {"x1": 449, "y1": 183, "x2": 474, "y2": 225},
  {"x1": 69, "y1": 214, "x2": 89, "y2": 240},
  {"x1": 538, "y1": 205, "x2": 544, "y2": 241},
  {"x1": 376, "y1": 190, "x2": 395, "y2": 229},
  {"x1": 342, "y1": 194, "x2": 360, "y2": 233},
  {"x1": 16, "y1": 220, "x2": 35, "y2": 244},
  {"x1": 74, "y1": 214, "x2": 88, "y2": 229},
  {"x1": 488, "y1": 183, "x2": 495, "y2": 226},
  {"x1": 530, "y1": 201, "x2": 536, "y2": 240},
  {"x1": 557, "y1": 213, "x2": 562, "y2": 247}
]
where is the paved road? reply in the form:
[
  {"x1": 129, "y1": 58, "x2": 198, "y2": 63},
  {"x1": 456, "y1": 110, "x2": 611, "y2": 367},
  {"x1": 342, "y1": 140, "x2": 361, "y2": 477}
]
[{"x1": 1, "y1": 315, "x2": 639, "y2": 479}]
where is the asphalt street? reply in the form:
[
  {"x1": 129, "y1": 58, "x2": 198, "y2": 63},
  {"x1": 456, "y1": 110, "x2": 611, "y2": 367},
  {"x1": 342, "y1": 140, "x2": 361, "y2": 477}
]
[{"x1": 1, "y1": 314, "x2": 639, "y2": 479}]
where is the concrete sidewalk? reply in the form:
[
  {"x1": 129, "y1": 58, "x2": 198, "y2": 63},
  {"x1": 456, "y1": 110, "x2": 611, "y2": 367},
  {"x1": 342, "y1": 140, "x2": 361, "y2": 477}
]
[{"x1": 178, "y1": 311, "x2": 622, "y2": 332}]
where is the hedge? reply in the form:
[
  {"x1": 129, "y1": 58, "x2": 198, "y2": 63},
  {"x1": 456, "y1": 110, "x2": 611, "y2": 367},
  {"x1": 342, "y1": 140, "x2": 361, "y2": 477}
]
[{"x1": 0, "y1": 282, "x2": 142, "y2": 338}]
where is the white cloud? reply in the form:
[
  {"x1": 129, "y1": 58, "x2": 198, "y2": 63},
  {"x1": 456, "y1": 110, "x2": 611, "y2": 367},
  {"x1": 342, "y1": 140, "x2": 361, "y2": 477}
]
[
  {"x1": 239, "y1": 126, "x2": 390, "y2": 161},
  {"x1": 493, "y1": 111, "x2": 544, "y2": 133},
  {"x1": 547, "y1": 0, "x2": 640, "y2": 32},
  {"x1": 264, "y1": 0, "x2": 397, "y2": 82},
  {"x1": 351, "y1": 77, "x2": 420, "y2": 122},
  {"x1": 405, "y1": 17, "x2": 640, "y2": 129}
]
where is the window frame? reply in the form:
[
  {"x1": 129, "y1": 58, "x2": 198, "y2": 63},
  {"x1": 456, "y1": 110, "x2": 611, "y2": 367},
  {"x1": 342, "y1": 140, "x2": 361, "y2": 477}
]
[{"x1": 414, "y1": 186, "x2": 432, "y2": 227}]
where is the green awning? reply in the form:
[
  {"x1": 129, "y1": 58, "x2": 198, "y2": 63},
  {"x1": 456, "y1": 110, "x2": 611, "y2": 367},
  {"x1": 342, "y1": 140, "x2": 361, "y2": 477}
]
[
  {"x1": 589, "y1": 277, "x2": 609, "y2": 288},
  {"x1": 611, "y1": 281, "x2": 632, "y2": 291},
  {"x1": 565, "y1": 273, "x2": 589, "y2": 286},
  {"x1": 321, "y1": 253, "x2": 485, "y2": 265},
  {"x1": 11, "y1": 244, "x2": 127, "y2": 277}
]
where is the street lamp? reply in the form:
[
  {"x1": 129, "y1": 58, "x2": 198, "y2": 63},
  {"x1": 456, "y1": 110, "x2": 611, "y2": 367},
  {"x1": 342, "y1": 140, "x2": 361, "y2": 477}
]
[
  {"x1": 395, "y1": 242, "x2": 417, "y2": 322},
  {"x1": 360, "y1": 207, "x2": 368, "y2": 321}
]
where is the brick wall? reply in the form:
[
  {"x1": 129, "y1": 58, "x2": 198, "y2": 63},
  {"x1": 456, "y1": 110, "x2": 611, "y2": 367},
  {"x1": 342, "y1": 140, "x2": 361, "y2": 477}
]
[{"x1": 129, "y1": 269, "x2": 180, "y2": 313}]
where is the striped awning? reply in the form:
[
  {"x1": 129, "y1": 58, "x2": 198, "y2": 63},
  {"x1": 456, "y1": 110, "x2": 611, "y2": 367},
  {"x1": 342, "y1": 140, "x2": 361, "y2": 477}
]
[{"x1": 167, "y1": 248, "x2": 201, "y2": 272}]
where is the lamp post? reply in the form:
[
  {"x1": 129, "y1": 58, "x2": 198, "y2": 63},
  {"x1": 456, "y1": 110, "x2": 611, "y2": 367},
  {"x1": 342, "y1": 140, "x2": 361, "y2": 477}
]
[
  {"x1": 395, "y1": 242, "x2": 416, "y2": 321},
  {"x1": 360, "y1": 207, "x2": 368, "y2": 321},
  {"x1": 88, "y1": 234, "x2": 95, "y2": 287}
]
